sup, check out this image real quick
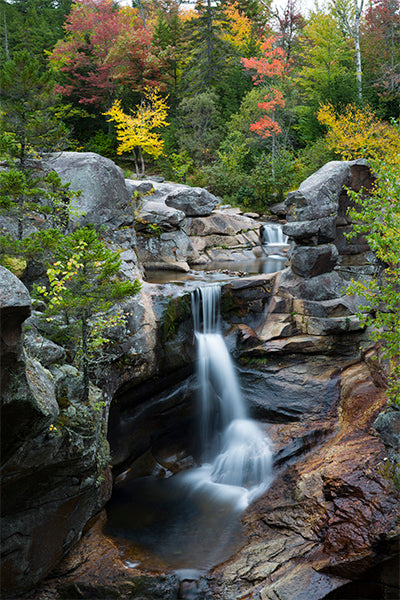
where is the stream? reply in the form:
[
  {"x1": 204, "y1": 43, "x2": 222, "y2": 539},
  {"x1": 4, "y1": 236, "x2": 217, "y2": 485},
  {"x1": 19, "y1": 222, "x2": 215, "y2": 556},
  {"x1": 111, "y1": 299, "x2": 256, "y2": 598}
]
[{"x1": 104, "y1": 226, "x2": 286, "y2": 576}]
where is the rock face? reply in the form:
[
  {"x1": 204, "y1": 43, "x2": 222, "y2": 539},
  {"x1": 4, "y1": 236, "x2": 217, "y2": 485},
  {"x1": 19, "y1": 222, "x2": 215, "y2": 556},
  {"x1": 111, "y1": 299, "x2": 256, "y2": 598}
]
[
  {"x1": 0, "y1": 268, "x2": 112, "y2": 597},
  {"x1": 2, "y1": 156, "x2": 398, "y2": 600},
  {"x1": 126, "y1": 179, "x2": 265, "y2": 271},
  {"x1": 45, "y1": 152, "x2": 132, "y2": 227}
]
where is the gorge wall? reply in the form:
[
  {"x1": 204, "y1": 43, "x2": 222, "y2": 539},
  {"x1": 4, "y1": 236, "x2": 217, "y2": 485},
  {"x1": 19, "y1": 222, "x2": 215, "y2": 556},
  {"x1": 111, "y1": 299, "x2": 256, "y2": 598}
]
[{"x1": 1, "y1": 153, "x2": 399, "y2": 599}]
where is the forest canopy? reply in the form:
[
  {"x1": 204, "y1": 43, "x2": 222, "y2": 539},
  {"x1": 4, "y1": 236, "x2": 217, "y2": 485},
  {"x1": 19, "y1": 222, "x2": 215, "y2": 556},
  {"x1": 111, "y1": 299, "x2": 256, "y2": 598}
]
[{"x1": 0, "y1": 0, "x2": 399, "y2": 209}]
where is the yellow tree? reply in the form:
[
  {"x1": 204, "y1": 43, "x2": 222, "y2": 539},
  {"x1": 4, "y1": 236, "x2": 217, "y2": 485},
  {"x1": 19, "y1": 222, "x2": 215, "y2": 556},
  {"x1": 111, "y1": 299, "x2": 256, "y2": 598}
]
[
  {"x1": 105, "y1": 87, "x2": 169, "y2": 177},
  {"x1": 317, "y1": 103, "x2": 400, "y2": 160}
]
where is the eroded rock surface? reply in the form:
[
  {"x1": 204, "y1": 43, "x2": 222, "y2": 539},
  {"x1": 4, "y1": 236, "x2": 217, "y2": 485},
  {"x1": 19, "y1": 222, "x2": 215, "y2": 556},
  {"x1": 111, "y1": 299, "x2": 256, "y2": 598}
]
[{"x1": 0, "y1": 269, "x2": 111, "y2": 597}]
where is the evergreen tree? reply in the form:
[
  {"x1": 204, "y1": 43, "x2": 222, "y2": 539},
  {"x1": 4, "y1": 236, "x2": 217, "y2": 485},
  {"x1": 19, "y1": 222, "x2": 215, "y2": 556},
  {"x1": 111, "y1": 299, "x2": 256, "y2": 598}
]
[{"x1": 0, "y1": 49, "x2": 68, "y2": 167}]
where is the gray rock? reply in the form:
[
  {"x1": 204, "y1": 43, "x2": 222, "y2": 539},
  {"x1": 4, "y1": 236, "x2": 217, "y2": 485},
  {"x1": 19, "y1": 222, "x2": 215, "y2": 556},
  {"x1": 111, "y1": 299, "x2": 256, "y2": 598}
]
[
  {"x1": 44, "y1": 152, "x2": 132, "y2": 228},
  {"x1": 374, "y1": 407, "x2": 400, "y2": 452},
  {"x1": 282, "y1": 216, "x2": 337, "y2": 244},
  {"x1": 24, "y1": 330, "x2": 67, "y2": 367},
  {"x1": 136, "y1": 230, "x2": 199, "y2": 271},
  {"x1": 184, "y1": 212, "x2": 257, "y2": 237},
  {"x1": 285, "y1": 161, "x2": 356, "y2": 222},
  {"x1": 136, "y1": 200, "x2": 186, "y2": 231},
  {"x1": 277, "y1": 269, "x2": 346, "y2": 301},
  {"x1": 0, "y1": 265, "x2": 31, "y2": 312},
  {"x1": 165, "y1": 186, "x2": 219, "y2": 216},
  {"x1": 290, "y1": 244, "x2": 339, "y2": 278},
  {"x1": 294, "y1": 314, "x2": 363, "y2": 335}
]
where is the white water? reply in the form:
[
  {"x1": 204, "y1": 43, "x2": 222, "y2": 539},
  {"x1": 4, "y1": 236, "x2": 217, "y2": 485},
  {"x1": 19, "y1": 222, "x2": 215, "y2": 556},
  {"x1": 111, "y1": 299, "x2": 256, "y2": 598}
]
[
  {"x1": 183, "y1": 285, "x2": 273, "y2": 510},
  {"x1": 261, "y1": 222, "x2": 288, "y2": 247}
]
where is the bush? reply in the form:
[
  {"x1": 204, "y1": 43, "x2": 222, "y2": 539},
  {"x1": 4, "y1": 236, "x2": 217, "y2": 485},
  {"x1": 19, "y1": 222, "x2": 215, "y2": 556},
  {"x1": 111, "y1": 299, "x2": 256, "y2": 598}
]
[{"x1": 83, "y1": 131, "x2": 116, "y2": 158}]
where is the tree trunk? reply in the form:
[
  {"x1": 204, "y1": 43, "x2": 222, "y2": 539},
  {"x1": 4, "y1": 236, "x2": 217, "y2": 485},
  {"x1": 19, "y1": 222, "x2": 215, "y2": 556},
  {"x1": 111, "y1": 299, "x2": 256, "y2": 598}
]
[
  {"x1": 139, "y1": 147, "x2": 145, "y2": 177},
  {"x1": 353, "y1": 0, "x2": 363, "y2": 104}
]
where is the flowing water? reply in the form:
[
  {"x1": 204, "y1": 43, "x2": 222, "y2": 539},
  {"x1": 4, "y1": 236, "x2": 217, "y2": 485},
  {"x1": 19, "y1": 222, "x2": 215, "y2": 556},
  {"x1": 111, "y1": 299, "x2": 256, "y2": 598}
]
[
  {"x1": 187, "y1": 285, "x2": 273, "y2": 508},
  {"x1": 105, "y1": 284, "x2": 273, "y2": 574}
]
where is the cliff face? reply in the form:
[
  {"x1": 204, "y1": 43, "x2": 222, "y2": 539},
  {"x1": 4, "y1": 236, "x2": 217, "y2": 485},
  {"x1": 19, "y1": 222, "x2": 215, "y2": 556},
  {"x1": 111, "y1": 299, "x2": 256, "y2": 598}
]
[{"x1": 0, "y1": 267, "x2": 112, "y2": 597}]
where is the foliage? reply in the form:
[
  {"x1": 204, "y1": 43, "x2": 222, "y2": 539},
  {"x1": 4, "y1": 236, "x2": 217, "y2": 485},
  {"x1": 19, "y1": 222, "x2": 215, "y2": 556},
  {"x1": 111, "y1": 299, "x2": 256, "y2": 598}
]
[
  {"x1": 295, "y1": 10, "x2": 357, "y2": 142},
  {"x1": 34, "y1": 227, "x2": 141, "y2": 402},
  {"x1": 361, "y1": 0, "x2": 400, "y2": 117},
  {"x1": 105, "y1": 88, "x2": 169, "y2": 177},
  {"x1": 346, "y1": 154, "x2": 400, "y2": 405},
  {"x1": 49, "y1": 0, "x2": 165, "y2": 111},
  {"x1": 317, "y1": 103, "x2": 400, "y2": 160},
  {"x1": 176, "y1": 91, "x2": 224, "y2": 164},
  {"x1": 0, "y1": 49, "x2": 68, "y2": 165}
]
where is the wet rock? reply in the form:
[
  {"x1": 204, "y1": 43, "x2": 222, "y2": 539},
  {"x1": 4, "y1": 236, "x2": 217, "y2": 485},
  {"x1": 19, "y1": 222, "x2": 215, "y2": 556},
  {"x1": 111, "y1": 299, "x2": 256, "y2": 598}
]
[
  {"x1": 240, "y1": 358, "x2": 341, "y2": 422},
  {"x1": 208, "y1": 358, "x2": 399, "y2": 600},
  {"x1": 290, "y1": 243, "x2": 339, "y2": 278}
]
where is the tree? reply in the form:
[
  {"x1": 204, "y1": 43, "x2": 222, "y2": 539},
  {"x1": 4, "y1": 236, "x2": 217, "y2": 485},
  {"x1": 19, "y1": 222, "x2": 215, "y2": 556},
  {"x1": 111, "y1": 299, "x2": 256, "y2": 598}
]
[
  {"x1": 331, "y1": 0, "x2": 364, "y2": 103},
  {"x1": 241, "y1": 36, "x2": 289, "y2": 179},
  {"x1": 181, "y1": 0, "x2": 235, "y2": 95},
  {"x1": 0, "y1": 49, "x2": 68, "y2": 167},
  {"x1": 176, "y1": 90, "x2": 223, "y2": 164},
  {"x1": 49, "y1": 0, "x2": 164, "y2": 112},
  {"x1": 105, "y1": 87, "x2": 169, "y2": 176},
  {"x1": 35, "y1": 227, "x2": 141, "y2": 402},
  {"x1": 317, "y1": 103, "x2": 400, "y2": 160},
  {"x1": 346, "y1": 153, "x2": 400, "y2": 405},
  {"x1": 361, "y1": 0, "x2": 400, "y2": 117},
  {"x1": 295, "y1": 10, "x2": 357, "y2": 142}
]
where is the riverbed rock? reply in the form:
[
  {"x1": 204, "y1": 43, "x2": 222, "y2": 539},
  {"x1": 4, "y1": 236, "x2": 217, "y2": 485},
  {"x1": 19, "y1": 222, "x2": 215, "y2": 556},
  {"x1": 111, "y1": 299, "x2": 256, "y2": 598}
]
[
  {"x1": 290, "y1": 243, "x2": 339, "y2": 278},
  {"x1": 135, "y1": 200, "x2": 186, "y2": 231},
  {"x1": 136, "y1": 229, "x2": 199, "y2": 271},
  {"x1": 208, "y1": 359, "x2": 400, "y2": 600}
]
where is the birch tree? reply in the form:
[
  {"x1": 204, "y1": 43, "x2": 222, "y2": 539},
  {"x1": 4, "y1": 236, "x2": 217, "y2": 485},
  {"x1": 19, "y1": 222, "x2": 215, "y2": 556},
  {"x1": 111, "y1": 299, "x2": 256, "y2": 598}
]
[{"x1": 331, "y1": 0, "x2": 364, "y2": 103}]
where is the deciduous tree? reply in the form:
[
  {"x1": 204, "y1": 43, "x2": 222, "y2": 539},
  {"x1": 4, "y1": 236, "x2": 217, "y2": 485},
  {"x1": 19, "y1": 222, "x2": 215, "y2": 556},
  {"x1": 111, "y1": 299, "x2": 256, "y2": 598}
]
[
  {"x1": 50, "y1": 0, "x2": 164, "y2": 112},
  {"x1": 35, "y1": 226, "x2": 141, "y2": 402},
  {"x1": 105, "y1": 87, "x2": 169, "y2": 176}
]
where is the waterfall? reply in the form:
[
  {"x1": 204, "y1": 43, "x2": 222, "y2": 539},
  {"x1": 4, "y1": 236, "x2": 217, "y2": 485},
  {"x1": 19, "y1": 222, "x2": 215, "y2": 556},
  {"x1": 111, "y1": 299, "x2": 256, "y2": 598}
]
[
  {"x1": 261, "y1": 222, "x2": 288, "y2": 246},
  {"x1": 188, "y1": 285, "x2": 273, "y2": 508}
]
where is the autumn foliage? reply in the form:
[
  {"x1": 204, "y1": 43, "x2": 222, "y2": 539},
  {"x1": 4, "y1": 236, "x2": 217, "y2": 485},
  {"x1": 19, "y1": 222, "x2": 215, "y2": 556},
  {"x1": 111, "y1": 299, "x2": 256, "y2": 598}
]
[
  {"x1": 50, "y1": 0, "x2": 164, "y2": 109},
  {"x1": 105, "y1": 88, "x2": 169, "y2": 176},
  {"x1": 317, "y1": 103, "x2": 400, "y2": 161},
  {"x1": 241, "y1": 37, "x2": 289, "y2": 139}
]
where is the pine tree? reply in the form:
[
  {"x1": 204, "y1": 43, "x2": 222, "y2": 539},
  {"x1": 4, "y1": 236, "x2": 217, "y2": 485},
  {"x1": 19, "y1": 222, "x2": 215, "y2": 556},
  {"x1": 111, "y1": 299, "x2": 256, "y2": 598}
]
[{"x1": 0, "y1": 49, "x2": 68, "y2": 167}]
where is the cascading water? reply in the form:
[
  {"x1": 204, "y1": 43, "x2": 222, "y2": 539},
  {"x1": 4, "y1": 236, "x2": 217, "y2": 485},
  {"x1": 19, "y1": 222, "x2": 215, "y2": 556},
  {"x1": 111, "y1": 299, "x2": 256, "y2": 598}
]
[
  {"x1": 186, "y1": 285, "x2": 273, "y2": 508},
  {"x1": 105, "y1": 284, "x2": 273, "y2": 575},
  {"x1": 261, "y1": 222, "x2": 288, "y2": 247}
]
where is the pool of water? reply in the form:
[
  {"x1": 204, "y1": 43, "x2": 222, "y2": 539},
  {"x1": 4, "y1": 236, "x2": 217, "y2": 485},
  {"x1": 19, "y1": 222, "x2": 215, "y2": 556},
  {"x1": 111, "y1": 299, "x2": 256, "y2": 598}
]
[
  {"x1": 145, "y1": 254, "x2": 287, "y2": 285},
  {"x1": 104, "y1": 472, "x2": 244, "y2": 574}
]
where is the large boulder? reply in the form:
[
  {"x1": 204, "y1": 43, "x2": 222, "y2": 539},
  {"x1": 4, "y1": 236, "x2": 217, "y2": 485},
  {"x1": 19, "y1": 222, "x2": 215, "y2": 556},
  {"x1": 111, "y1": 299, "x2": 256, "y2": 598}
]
[
  {"x1": 44, "y1": 152, "x2": 133, "y2": 229},
  {"x1": 165, "y1": 186, "x2": 219, "y2": 216}
]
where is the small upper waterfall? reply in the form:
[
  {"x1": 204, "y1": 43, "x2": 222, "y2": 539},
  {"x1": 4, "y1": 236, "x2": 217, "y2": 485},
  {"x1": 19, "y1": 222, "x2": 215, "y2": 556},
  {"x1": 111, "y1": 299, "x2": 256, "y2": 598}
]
[
  {"x1": 188, "y1": 285, "x2": 273, "y2": 508},
  {"x1": 261, "y1": 222, "x2": 288, "y2": 247}
]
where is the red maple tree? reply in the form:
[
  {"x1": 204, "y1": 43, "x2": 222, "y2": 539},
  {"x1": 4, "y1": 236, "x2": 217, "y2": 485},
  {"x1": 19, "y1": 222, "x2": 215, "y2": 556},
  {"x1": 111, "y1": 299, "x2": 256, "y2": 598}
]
[
  {"x1": 50, "y1": 0, "x2": 165, "y2": 110},
  {"x1": 241, "y1": 37, "x2": 289, "y2": 139}
]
